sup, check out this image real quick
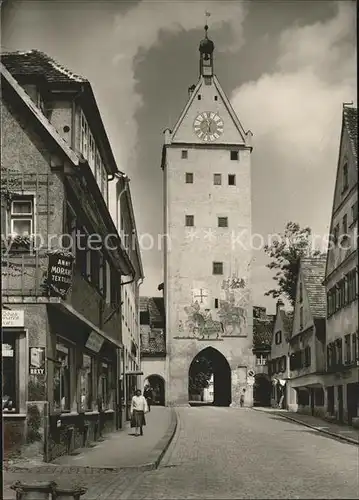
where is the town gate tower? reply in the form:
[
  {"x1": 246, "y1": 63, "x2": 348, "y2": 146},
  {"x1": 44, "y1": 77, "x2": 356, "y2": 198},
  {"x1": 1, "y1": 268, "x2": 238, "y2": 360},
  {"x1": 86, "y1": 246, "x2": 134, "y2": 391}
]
[{"x1": 162, "y1": 27, "x2": 255, "y2": 407}]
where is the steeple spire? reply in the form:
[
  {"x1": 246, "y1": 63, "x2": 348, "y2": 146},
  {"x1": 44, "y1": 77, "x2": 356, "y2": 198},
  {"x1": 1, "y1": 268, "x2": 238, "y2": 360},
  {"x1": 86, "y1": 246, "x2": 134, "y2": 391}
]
[{"x1": 199, "y1": 24, "x2": 214, "y2": 78}]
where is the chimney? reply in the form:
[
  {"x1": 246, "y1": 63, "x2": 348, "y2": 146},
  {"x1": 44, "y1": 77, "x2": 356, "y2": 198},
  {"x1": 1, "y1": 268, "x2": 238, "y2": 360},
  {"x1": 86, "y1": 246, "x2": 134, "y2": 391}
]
[{"x1": 276, "y1": 299, "x2": 284, "y2": 314}]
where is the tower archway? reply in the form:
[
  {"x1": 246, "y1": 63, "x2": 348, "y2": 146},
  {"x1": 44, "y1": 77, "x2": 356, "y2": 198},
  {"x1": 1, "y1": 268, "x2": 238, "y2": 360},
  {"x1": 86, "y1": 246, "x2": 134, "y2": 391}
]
[
  {"x1": 188, "y1": 347, "x2": 231, "y2": 407},
  {"x1": 144, "y1": 374, "x2": 165, "y2": 406}
]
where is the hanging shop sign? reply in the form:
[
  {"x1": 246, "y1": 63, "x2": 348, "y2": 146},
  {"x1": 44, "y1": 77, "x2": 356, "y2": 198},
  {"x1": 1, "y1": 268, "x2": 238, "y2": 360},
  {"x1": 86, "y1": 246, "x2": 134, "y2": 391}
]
[
  {"x1": 2, "y1": 309, "x2": 24, "y2": 328},
  {"x1": 29, "y1": 347, "x2": 46, "y2": 375},
  {"x1": 85, "y1": 331, "x2": 104, "y2": 353},
  {"x1": 47, "y1": 250, "x2": 74, "y2": 298}
]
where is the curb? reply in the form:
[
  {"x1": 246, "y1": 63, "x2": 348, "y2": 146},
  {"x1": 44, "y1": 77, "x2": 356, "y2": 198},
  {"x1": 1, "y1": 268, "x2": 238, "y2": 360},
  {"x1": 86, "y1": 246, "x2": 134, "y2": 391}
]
[
  {"x1": 252, "y1": 407, "x2": 359, "y2": 446},
  {"x1": 5, "y1": 408, "x2": 179, "y2": 474}
]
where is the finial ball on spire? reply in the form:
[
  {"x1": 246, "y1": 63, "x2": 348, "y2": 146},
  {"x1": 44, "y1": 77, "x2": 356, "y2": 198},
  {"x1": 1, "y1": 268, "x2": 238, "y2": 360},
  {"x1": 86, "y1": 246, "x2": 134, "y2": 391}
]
[{"x1": 199, "y1": 25, "x2": 214, "y2": 55}]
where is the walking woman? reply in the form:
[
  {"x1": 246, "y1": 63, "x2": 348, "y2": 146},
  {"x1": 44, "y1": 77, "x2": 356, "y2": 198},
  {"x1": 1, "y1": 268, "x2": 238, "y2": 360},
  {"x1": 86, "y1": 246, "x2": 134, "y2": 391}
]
[{"x1": 130, "y1": 389, "x2": 148, "y2": 436}]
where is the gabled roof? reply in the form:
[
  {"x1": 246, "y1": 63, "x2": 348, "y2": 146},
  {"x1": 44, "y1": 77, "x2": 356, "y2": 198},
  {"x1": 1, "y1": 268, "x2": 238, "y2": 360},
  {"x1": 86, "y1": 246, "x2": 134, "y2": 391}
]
[
  {"x1": 0, "y1": 63, "x2": 80, "y2": 166},
  {"x1": 343, "y1": 106, "x2": 358, "y2": 161},
  {"x1": 301, "y1": 256, "x2": 327, "y2": 318},
  {"x1": 1, "y1": 49, "x2": 118, "y2": 175},
  {"x1": 170, "y1": 75, "x2": 249, "y2": 145},
  {"x1": 1, "y1": 49, "x2": 87, "y2": 83}
]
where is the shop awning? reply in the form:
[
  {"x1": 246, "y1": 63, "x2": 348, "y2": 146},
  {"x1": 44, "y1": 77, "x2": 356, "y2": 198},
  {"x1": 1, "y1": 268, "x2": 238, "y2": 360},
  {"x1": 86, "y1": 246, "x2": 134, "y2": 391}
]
[{"x1": 50, "y1": 301, "x2": 123, "y2": 350}]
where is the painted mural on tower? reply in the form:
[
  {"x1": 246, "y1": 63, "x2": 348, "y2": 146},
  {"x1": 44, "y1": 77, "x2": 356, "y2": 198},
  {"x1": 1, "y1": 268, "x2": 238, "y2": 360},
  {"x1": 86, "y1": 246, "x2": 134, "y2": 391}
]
[{"x1": 176, "y1": 274, "x2": 249, "y2": 339}]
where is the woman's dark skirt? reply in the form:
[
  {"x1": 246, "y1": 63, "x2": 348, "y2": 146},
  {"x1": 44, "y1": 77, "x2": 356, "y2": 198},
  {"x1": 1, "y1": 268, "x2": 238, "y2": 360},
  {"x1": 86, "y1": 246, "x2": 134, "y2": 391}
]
[{"x1": 131, "y1": 410, "x2": 146, "y2": 428}]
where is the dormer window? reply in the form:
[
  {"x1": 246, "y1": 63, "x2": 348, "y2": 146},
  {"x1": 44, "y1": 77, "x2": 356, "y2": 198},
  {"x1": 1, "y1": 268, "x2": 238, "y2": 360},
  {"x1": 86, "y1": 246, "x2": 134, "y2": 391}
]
[{"x1": 343, "y1": 162, "x2": 349, "y2": 192}]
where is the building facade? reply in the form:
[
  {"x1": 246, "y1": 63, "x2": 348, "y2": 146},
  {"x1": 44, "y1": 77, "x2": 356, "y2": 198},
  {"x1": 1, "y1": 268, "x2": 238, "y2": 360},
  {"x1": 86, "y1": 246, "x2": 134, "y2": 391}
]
[
  {"x1": 140, "y1": 296, "x2": 166, "y2": 405},
  {"x1": 269, "y1": 301, "x2": 294, "y2": 409},
  {"x1": 324, "y1": 105, "x2": 358, "y2": 425},
  {"x1": 162, "y1": 28, "x2": 254, "y2": 407},
  {"x1": 289, "y1": 256, "x2": 327, "y2": 417},
  {"x1": 1, "y1": 52, "x2": 135, "y2": 461},
  {"x1": 252, "y1": 306, "x2": 274, "y2": 407},
  {"x1": 115, "y1": 176, "x2": 144, "y2": 419}
]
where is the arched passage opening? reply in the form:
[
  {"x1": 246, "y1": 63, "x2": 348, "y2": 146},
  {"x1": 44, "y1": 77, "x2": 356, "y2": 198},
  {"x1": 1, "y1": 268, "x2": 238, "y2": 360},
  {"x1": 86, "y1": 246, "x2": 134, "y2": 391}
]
[
  {"x1": 188, "y1": 347, "x2": 231, "y2": 407},
  {"x1": 253, "y1": 374, "x2": 271, "y2": 407},
  {"x1": 144, "y1": 375, "x2": 165, "y2": 406}
]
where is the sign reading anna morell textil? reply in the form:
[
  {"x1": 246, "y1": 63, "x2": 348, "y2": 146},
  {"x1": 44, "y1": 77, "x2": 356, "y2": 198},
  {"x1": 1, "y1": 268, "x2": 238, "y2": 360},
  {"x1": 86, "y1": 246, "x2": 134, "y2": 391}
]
[{"x1": 47, "y1": 250, "x2": 74, "y2": 298}]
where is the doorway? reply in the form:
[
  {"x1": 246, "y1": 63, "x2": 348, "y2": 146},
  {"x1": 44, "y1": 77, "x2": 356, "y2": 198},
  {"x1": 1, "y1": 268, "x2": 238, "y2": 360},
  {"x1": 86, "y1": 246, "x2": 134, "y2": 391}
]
[
  {"x1": 188, "y1": 347, "x2": 231, "y2": 407},
  {"x1": 338, "y1": 385, "x2": 344, "y2": 423},
  {"x1": 144, "y1": 375, "x2": 165, "y2": 406},
  {"x1": 347, "y1": 383, "x2": 359, "y2": 425},
  {"x1": 253, "y1": 374, "x2": 271, "y2": 407}
]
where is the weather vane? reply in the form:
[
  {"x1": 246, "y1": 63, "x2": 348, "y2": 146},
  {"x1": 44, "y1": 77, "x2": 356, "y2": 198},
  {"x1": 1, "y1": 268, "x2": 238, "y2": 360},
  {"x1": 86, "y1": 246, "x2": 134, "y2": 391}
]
[{"x1": 204, "y1": 10, "x2": 211, "y2": 29}]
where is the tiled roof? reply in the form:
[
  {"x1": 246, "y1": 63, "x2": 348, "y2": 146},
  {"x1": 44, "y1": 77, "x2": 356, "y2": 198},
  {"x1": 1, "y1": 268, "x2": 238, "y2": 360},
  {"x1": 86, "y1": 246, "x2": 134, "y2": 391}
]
[
  {"x1": 343, "y1": 106, "x2": 358, "y2": 161},
  {"x1": 141, "y1": 328, "x2": 166, "y2": 355},
  {"x1": 140, "y1": 296, "x2": 165, "y2": 328},
  {"x1": 301, "y1": 256, "x2": 327, "y2": 318},
  {"x1": 253, "y1": 318, "x2": 274, "y2": 348},
  {"x1": 1, "y1": 50, "x2": 87, "y2": 83}
]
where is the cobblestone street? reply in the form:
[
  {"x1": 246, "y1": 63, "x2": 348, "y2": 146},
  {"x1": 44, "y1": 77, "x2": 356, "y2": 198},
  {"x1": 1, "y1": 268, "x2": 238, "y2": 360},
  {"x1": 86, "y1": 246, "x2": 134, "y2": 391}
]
[
  {"x1": 125, "y1": 407, "x2": 359, "y2": 499},
  {"x1": 3, "y1": 407, "x2": 359, "y2": 499}
]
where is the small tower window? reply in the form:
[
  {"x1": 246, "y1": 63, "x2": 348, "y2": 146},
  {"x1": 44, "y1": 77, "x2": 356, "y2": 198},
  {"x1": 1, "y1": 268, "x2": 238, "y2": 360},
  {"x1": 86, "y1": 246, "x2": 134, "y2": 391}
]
[
  {"x1": 197, "y1": 95, "x2": 202, "y2": 101},
  {"x1": 185, "y1": 215, "x2": 194, "y2": 227},
  {"x1": 212, "y1": 262, "x2": 223, "y2": 275},
  {"x1": 213, "y1": 173, "x2": 222, "y2": 185},
  {"x1": 181, "y1": 150, "x2": 188, "y2": 159},
  {"x1": 214, "y1": 96, "x2": 218, "y2": 101},
  {"x1": 185, "y1": 173, "x2": 194, "y2": 184},
  {"x1": 230, "y1": 151, "x2": 239, "y2": 161},
  {"x1": 228, "y1": 174, "x2": 236, "y2": 186},
  {"x1": 214, "y1": 298, "x2": 219, "y2": 309},
  {"x1": 218, "y1": 217, "x2": 228, "y2": 228}
]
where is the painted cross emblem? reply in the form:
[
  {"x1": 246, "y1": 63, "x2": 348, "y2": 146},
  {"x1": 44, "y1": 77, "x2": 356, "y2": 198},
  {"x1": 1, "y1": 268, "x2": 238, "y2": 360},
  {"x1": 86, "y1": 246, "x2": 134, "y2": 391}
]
[{"x1": 194, "y1": 289, "x2": 208, "y2": 304}]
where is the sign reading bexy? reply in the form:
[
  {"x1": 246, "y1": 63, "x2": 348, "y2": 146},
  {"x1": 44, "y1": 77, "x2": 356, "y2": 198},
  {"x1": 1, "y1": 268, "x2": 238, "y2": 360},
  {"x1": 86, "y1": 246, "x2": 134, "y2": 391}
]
[{"x1": 29, "y1": 347, "x2": 46, "y2": 376}]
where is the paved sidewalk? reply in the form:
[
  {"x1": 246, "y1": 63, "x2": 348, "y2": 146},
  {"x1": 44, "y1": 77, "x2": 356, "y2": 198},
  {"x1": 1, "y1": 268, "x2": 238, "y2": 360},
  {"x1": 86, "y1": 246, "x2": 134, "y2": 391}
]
[
  {"x1": 253, "y1": 407, "x2": 359, "y2": 444},
  {"x1": 3, "y1": 406, "x2": 177, "y2": 500}
]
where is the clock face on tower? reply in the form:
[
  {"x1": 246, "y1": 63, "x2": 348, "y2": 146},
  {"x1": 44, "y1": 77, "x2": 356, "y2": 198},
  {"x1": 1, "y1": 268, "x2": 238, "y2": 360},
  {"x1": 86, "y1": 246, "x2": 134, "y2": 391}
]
[{"x1": 193, "y1": 112, "x2": 224, "y2": 142}]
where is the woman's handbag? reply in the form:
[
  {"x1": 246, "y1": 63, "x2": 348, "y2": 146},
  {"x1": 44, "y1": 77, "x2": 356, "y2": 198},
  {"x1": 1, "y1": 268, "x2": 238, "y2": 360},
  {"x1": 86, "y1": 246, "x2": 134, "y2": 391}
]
[{"x1": 130, "y1": 413, "x2": 136, "y2": 428}]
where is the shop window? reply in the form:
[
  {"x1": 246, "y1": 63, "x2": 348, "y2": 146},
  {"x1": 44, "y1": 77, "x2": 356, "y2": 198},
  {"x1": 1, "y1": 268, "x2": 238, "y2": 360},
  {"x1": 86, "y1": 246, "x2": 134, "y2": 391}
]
[
  {"x1": 54, "y1": 342, "x2": 71, "y2": 412},
  {"x1": 99, "y1": 362, "x2": 111, "y2": 410},
  {"x1": 2, "y1": 335, "x2": 17, "y2": 413},
  {"x1": 10, "y1": 197, "x2": 34, "y2": 238},
  {"x1": 80, "y1": 354, "x2": 94, "y2": 411}
]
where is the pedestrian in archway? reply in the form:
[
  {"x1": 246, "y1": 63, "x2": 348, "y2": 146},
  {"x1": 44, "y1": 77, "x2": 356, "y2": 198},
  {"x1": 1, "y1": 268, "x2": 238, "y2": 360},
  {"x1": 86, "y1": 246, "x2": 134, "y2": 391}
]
[
  {"x1": 144, "y1": 384, "x2": 153, "y2": 412},
  {"x1": 130, "y1": 389, "x2": 148, "y2": 436},
  {"x1": 240, "y1": 389, "x2": 246, "y2": 407}
]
